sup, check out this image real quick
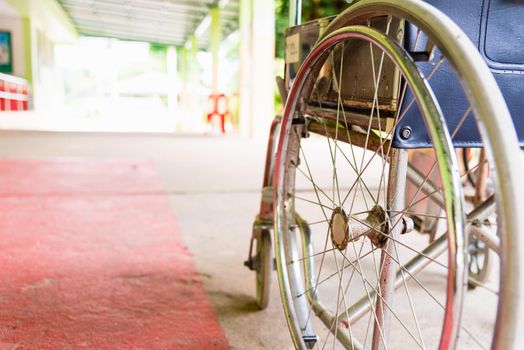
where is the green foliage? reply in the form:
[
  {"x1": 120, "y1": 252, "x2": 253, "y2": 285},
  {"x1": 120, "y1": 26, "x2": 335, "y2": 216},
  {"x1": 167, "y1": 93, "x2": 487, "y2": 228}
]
[
  {"x1": 275, "y1": 0, "x2": 289, "y2": 59},
  {"x1": 149, "y1": 43, "x2": 168, "y2": 54},
  {"x1": 275, "y1": 0, "x2": 351, "y2": 58},
  {"x1": 301, "y1": 0, "x2": 350, "y2": 21},
  {"x1": 149, "y1": 43, "x2": 168, "y2": 72}
]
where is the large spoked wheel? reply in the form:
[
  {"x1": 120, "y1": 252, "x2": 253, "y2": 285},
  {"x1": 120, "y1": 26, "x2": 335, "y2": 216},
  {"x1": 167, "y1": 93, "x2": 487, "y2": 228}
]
[{"x1": 273, "y1": 1, "x2": 524, "y2": 349}]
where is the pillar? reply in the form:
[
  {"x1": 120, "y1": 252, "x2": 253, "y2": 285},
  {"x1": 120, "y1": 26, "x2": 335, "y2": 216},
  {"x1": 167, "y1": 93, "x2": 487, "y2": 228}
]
[
  {"x1": 210, "y1": 4, "x2": 221, "y2": 95},
  {"x1": 238, "y1": 0, "x2": 275, "y2": 139},
  {"x1": 289, "y1": 0, "x2": 302, "y2": 26},
  {"x1": 179, "y1": 36, "x2": 202, "y2": 131},
  {"x1": 166, "y1": 46, "x2": 178, "y2": 130}
]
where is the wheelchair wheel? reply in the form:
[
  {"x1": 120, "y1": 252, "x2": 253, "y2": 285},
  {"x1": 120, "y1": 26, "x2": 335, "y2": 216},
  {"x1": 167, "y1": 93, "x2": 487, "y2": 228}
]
[
  {"x1": 467, "y1": 234, "x2": 491, "y2": 290},
  {"x1": 273, "y1": 1, "x2": 524, "y2": 349}
]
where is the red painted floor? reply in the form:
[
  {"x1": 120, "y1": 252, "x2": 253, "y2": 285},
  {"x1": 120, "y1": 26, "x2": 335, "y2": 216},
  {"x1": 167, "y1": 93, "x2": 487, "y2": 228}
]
[{"x1": 0, "y1": 159, "x2": 229, "y2": 349}]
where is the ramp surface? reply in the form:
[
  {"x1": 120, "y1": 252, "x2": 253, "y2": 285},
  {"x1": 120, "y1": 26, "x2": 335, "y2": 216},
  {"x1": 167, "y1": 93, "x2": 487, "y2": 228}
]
[{"x1": 0, "y1": 159, "x2": 228, "y2": 349}]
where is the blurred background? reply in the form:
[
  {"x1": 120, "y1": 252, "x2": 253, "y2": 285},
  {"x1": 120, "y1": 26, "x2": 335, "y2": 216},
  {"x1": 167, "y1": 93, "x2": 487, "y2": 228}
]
[
  {"x1": 0, "y1": 1, "x2": 354, "y2": 349},
  {"x1": 0, "y1": 0, "x2": 348, "y2": 136}
]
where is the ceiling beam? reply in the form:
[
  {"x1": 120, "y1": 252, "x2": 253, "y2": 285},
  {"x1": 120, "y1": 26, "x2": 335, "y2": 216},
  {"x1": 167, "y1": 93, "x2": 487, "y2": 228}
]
[
  {"x1": 60, "y1": 1, "x2": 238, "y2": 18},
  {"x1": 61, "y1": 0, "x2": 237, "y2": 13},
  {"x1": 184, "y1": 0, "x2": 231, "y2": 48},
  {"x1": 76, "y1": 25, "x2": 188, "y2": 41},
  {"x1": 64, "y1": 9, "x2": 201, "y2": 27},
  {"x1": 56, "y1": 0, "x2": 238, "y2": 47},
  {"x1": 79, "y1": 28, "x2": 187, "y2": 45}
]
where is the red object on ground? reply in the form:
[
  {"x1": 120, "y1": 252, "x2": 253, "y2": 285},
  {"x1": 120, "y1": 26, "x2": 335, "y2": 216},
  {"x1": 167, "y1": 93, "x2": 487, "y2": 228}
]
[
  {"x1": 207, "y1": 94, "x2": 230, "y2": 133},
  {"x1": 0, "y1": 159, "x2": 228, "y2": 349}
]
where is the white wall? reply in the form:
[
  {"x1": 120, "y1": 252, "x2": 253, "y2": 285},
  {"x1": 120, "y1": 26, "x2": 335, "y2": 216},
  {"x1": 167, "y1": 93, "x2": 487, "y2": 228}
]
[
  {"x1": 32, "y1": 27, "x2": 64, "y2": 113},
  {"x1": 0, "y1": 14, "x2": 26, "y2": 79}
]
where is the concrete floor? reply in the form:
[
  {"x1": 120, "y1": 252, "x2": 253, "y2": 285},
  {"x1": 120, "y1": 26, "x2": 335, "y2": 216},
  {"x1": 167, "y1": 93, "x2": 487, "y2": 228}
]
[
  {"x1": 0, "y1": 131, "x2": 292, "y2": 349},
  {"x1": 0, "y1": 131, "x2": 497, "y2": 349}
]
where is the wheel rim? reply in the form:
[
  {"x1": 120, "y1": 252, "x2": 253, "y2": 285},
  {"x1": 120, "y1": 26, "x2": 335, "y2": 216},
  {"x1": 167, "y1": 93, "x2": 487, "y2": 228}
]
[{"x1": 274, "y1": 25, "x2": 465, "y2": 349}]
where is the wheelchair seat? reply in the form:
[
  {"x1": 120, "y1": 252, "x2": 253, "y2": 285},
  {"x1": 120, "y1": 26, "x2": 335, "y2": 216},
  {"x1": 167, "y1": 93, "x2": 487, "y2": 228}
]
[{"x1": 395, "y1": 0, "x2": 524, "y2": 148}]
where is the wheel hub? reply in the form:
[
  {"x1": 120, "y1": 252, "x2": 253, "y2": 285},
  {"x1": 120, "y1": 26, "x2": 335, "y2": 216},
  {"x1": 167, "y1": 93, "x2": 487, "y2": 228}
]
[
  {"x1": 365, "y1": 205, "x2": 389, "y2": 248},
  {"x1": 330, "y1": 205, "x2": 392, "y2": 250},
  {"x1": 330, "y1": 208, "x2": 350, "y2": 250}
]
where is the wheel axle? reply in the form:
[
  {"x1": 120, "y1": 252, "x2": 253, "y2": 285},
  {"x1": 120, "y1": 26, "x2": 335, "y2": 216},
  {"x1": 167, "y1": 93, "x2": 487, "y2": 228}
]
[{"x1": 330, "y1": 206, "x2": 414, "y2": 251}]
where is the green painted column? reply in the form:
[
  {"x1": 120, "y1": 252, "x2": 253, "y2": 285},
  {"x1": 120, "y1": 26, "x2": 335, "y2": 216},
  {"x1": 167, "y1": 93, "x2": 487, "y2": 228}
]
[
  {"x1": 188, "y1": 35, "x2": 201, "y2": 129},
  {"x1": 178, "y1": 35, "x2": 202, "y2": 131},
  {"x1": 210, "y1": 4, "x2": 221, "y2": 94},
  {"x1": 178, "y1": 46, "x2": 188, "y2": 82},
  {"x1": 189, "y1": 35, "x2": 198, "y2": 77},
  {"x1": 166, "y1": 46, "x2": 178, "y2": 130},
  {"x1": 21, "y1": 18, "x2": 33, "y2": 83}
]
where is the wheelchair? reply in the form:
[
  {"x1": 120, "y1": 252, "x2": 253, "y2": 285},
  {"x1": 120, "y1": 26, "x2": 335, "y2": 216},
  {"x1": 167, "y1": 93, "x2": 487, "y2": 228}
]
[{"x1": 244, "y1": 0, "x2": 524, "y2": 348}]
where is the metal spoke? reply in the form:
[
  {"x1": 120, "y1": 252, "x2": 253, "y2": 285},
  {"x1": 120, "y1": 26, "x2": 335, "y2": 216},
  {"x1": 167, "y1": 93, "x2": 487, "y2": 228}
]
[
  {"x1": 295, "y1": 195, "x2": 333, "y2": 210},
  {"x1": 332, "y1": 44, "x2": 347, "y2": 207},
  {"x1": 350, "y1": 215, "x2": 448, "y2": 269},
  {"x1": 378, "y1": 245, "x2": 488, "y2": 350},
  {"x1": 330, "y1": 132, "x2": 378, "y2": 204},
  {"x1": 338, "y1": 248, "x2": 425, "y2": 349},
  {"x1": 332, "y1": 249, "x2": 356, "y2": 349},
  {"x1": 389, "y1": 226, "x2": 426, "y2": 348},
  {"x1": 306, "y1": 112, "x2": 379, "y2": 208},
  {"x1": 296, "y1": 246, "x2": 376, "y2": 299},
  {"x1": 346, "y1": 216, "x2": 389, "y2": 349},
  {"x1": 389, "y1": 210, "x2": 447, "y2": 220},
  {"x1": 467, "y1": 277, "x2": 498, "y2": 295},
  {"x1": 290, "y1": 218, "x2": 330, "y2": 228},
  {"x1": 298, "y1": 135, "x2": 338, "y2": 330},
  {"x1": 288, "y1": 247, "x2": 337, "y2": 265},
  {"x1": 296, "y1": 164, "x2": 338, "y2": 207}
]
